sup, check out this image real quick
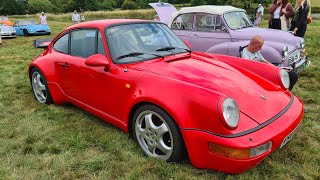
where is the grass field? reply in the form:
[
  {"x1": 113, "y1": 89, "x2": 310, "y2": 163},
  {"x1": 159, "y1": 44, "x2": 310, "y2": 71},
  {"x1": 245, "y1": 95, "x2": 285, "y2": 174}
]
[{"x1": 0, "y1": 19, "x2": 319, "y2": 179}]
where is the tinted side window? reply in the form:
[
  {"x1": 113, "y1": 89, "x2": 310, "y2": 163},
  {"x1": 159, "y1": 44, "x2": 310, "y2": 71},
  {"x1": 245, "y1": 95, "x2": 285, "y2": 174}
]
[
  {"x1": 71, "y1": 29, "x2": 96, "y2": 58},
  {"x1": 171, "y1": 14, "x2": 194, "y2": 30},
  {"x1": 53, "y1": 33, "x2": 69, "y2": 54},
  {"x1": 97, "y1": 32, "x2": 106, "y2": 55}
]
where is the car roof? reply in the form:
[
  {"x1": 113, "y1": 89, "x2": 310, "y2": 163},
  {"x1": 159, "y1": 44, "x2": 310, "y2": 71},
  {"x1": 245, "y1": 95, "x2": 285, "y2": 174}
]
[
  {"x1": 67, "y1": 19, "x2": 158, "y2": 30},
  {"x1": 177, "y1": 5, "x2": 246, "y2": 15}
]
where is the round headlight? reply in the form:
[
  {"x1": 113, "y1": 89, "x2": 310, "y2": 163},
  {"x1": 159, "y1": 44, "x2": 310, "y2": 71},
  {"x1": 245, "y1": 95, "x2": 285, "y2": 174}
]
[
  {"x1": 221, "y1": 98, "x2": 240, "y2": 129},
  {"x1": 300, "y1": 39, "x2": 305, "y2": 49},
  {"x1": 282, "y1": 45, "x2": 288, "y2": 57},
  {"x1": 279, "y1": 69, "x2": 290, "y2": 89}
]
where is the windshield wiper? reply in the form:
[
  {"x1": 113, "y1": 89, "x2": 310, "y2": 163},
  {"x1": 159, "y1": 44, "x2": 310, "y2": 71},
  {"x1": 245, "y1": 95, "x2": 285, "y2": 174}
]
[
  {"x1": 115, "y1": 52, "x2": 164, "y2": 62},
  {"x1": 156, "y1": 46, "x2": 191, "y2": 53}
]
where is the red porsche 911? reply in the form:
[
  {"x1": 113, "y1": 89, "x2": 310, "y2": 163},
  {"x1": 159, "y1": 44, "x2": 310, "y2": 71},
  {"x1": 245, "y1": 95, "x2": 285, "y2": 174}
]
[{"x1": 29, "y1": 19, "x2": 304, "y2": 174}]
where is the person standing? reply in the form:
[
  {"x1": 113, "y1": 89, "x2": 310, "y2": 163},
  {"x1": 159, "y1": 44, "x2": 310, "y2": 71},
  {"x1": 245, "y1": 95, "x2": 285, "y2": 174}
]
[
  {"x1": 39, "y1": 12, "x2": 47, "y2": 25},
  {"x1": 254, "y1": 4, "x2": 264, "y2": 27},
  {"x1": 72, "y1": 10, "x2": 80, "y2": 24},
  {"x1": 290, "y1": 0, "x2": 311, "y2": 37},
  {"x1": 268, "y1": 0, "x2": 294, "y2": 30}
]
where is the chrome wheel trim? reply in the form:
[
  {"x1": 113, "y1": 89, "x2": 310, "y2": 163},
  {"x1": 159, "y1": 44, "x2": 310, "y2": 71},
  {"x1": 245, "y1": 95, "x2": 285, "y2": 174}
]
[
  {"x1": 135, "y1": 110, "x2": 173, "y2": 160},
  {"x1": 31, "y1": 71, "x2": 47, "y2": 103}
]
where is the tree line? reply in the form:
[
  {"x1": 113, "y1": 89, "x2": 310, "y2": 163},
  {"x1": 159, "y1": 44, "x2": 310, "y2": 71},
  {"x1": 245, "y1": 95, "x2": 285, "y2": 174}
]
[{"x1": 0, "y1": 0, "x2": 269, "y2": 15}]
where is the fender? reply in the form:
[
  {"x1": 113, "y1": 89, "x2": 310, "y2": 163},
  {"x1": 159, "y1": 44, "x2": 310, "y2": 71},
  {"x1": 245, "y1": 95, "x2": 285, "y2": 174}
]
[
  {"x1": 207, "y1": 41, "x2": 283, "y2": 65},
  {"x1": 28, "y1": 55, "x2": 67, "y2": 104},
  {"x1": 123, "y1": 72, "x2": 258, "y2": 136}
]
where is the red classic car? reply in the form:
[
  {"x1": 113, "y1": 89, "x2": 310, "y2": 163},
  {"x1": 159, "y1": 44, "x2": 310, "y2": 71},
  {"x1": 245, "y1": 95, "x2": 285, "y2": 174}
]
[{"x1": 28, "y1": 19, "x2": 304, "y2": 174}]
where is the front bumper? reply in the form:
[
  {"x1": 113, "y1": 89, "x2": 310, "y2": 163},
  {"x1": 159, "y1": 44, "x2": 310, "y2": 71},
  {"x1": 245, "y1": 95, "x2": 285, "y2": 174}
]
[
  {"x1": 181, "y1": 95, "x2": 304, "y2": 174},
  {"x1": 0, "y1": 32, "x2": 16, "y2": 38},
  {"x1": 293, "y1": 55, "x2": 310, "y2": 74}
]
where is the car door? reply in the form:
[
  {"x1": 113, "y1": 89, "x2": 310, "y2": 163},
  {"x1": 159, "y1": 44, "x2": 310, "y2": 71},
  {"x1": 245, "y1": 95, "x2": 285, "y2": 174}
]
[
  {"x1": 13, "y1": 22, "x2": 23, "y2": 36},
  {"x1": 170, "y1": 13, "x2": 194, "y2": 43},
  {"x1": 190, "y1": 13, "x2": 231, "y2": 53},
  {"x1": 54, "y1": 29, "x2": 122, "y2": 120}
]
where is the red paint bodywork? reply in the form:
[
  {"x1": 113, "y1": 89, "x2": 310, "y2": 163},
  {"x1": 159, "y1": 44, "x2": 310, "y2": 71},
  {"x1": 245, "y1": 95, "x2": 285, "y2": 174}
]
[{"x1": 28, "y1": 20, "x2": 304, "y2": 174}]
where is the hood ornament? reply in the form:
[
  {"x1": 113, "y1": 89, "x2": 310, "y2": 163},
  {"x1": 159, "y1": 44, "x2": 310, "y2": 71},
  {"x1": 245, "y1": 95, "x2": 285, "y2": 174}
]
[{"x1": 260, "y1": 95, "x2": 267, "y2": 100}]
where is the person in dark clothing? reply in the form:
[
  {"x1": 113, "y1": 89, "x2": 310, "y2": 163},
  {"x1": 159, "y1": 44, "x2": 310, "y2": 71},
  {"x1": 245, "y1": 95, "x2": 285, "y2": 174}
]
[
  {"x1": 269, "y1": 0, "x2": 294, "y2": 30},
  {"x1": 290, "y1": 0, "x2": 310, "y2": 37}
]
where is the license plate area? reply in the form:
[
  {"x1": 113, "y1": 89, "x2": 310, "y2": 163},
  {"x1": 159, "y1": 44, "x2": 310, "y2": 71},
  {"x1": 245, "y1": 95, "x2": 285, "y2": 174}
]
[{"x1": 280, "y1": 127, "x2": 297, "y2": 149}]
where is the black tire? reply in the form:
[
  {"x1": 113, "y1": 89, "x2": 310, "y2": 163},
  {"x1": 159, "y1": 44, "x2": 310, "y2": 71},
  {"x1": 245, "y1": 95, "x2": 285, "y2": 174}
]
[
  {"x1": 23, "y1": 29, "x2": 29, "y2": 36},
  {"x1": 30, "y1": 68, "x2": 53, "y2": 104},
  {"x1": 132, "y1": 104, "x2": 185, "y2": 162}
]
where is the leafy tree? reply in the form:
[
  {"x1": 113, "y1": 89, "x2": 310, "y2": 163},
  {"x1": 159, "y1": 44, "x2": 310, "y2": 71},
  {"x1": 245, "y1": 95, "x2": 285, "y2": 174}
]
[
  {"x1": 98, "y1": 0, "x2": 117, "y2": 10},
  {"x1": 121, "y1": 0, "x2": 138, "y2": 10},
  {"x1": 0, "y1": 0, "x2": 26, "y2": 15},
  {"x1": 28, "y1": 0, "x2": 57, "y2": 14},
  {"x1": 190, "y1": 0, "x2": 205, "y2": 6}
]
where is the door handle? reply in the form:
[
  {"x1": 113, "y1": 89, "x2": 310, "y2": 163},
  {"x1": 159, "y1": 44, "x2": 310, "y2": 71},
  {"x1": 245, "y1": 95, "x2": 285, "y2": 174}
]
[
  {"x1": 193, "y1": 34, "x2": 198, "y2": 38},
  {"x1": 58, "y1": 62, "x2": 70, "y2": 68}
]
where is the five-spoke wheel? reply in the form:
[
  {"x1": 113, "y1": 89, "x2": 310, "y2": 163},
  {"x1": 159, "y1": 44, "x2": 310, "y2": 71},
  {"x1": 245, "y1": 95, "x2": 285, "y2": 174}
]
[
  {"x1": 133, "y1": 105, "x2": 185, "y2": 162},
  {"x1": 30, "y1": 68, "x2": 52, "y2": 104}
]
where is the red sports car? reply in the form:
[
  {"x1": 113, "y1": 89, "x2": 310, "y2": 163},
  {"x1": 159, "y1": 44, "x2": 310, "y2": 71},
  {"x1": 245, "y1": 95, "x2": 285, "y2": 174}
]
[{"x1": 28, "y1": 19, "x2": 304, "y2": 174}]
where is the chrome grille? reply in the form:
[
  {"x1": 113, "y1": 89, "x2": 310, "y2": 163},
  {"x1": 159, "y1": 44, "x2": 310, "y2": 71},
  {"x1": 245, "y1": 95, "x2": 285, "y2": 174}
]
[{"x1": 289, "y1": 51, "x2": 301, "y2": 64}]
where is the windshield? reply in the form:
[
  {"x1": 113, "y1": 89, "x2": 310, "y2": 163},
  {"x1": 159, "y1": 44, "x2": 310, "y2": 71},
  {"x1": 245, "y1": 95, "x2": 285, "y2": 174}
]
[
  {"x1": 105, "y1": 23, "x2": 190, "y2": 64},
  {"x1": 223, "y1": 11, "x2": 252, "y2": 30},
  {"x1": 19, "y1": 20, "x2": 38, "y2": 26}
]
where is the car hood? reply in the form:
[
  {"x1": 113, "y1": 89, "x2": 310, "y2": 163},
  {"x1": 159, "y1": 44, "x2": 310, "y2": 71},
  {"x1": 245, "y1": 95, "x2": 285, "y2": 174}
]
[
  {"x1": 20, "y1": 24, "x2": 50, "y2": 30},
  {"x1": 231, "y1": 27, "x2": 302, "y2": 51},
  {"x1": 149, "y1": 2, "x2": 177, "y2": 24},
  {"x1": 0, "y1": 26, "x2": 16, "y2": 32},
  {"x1": 134, "y1": 52, "x2": 291, "y2": 124}
]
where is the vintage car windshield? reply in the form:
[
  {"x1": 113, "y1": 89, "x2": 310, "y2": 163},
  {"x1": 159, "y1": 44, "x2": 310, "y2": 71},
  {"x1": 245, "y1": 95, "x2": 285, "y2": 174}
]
[
  {"x1": 106, "y1": 23, "x2": 190, "y2": 64},
  {"x1": 19, "y1": 20, "x2": 38, "y2": 26},
  {"x1": 223, "y1": 11, "x2": 252, "y2": 30}
]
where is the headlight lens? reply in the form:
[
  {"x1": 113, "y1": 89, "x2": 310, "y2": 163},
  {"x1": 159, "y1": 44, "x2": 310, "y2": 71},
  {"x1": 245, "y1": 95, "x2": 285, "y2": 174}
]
[
  {"x1": 282, "y1": 45, "x2": 288, "y2": 57},
  {"x1": 300, "y1": 39, "x2": 305, "y2": 49},
  {"x1": 279, "y1": 69, "x2": 290, "y2": 89},
  {"x1": 221, "y1": 98, "x2": 240, "y2": 129}
]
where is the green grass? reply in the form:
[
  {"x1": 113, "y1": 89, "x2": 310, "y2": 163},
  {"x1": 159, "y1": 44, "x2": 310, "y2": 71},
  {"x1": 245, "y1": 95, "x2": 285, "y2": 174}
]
[{"x1": 0, "y1": 19, "x2": 319, "y2": 179}]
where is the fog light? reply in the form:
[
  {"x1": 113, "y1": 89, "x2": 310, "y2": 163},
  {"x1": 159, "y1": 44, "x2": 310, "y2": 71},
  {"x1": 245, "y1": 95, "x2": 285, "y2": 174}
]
[
  {"x1": 250, "y1": 141, "x2": 272, "y2": 158},
  {"x1": 208, "y1": 141, "x2": 272, "y2": 160}
]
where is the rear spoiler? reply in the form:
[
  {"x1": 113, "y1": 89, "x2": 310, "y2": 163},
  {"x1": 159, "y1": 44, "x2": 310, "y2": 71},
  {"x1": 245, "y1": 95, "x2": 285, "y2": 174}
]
[{"x1": 33, "y1": 38, "x2": 53, "y2": 48}]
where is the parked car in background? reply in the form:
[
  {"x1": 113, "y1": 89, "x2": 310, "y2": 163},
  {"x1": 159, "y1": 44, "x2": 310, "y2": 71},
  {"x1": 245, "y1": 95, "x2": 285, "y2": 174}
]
[
  {"x1": 13, "y1": 20, "x2": 51, "y2": 36},
  {"x1": 0, "y1": 17, "x2": 13, "y2": 26},
  {"x1": 0, "y1": 24, "x2": 17, "y2": 38},
  {"x1": 150, "y1": 3, "x2": 310, "y2": 73},
  {"x1": 29, "y1": 19, "x2": 304, "y2": 174}
]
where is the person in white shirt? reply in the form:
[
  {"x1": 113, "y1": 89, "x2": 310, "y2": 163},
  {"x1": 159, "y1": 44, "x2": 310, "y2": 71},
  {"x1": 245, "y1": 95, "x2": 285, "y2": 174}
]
[
  {"x1": 39, "y1": 12, "x2": 47, "y2": 25},
  {"x1": 241, "y1": 35, "x2": 298, "y2": 90},
  {"x1": 72, "y1": 10, "x2": 80, "y2": 24}
]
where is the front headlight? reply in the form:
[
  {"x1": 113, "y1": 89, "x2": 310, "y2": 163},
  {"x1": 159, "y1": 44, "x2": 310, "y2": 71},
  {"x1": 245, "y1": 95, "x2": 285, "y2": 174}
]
[
  {"x1": 279, "y1": 69, "x2": 290, "y2": 89},
  {"x1": 282, "y1": 45, "x2": 288, "y2": 57},
  {"x1": 300, "y1": 39, "x2": 305, "y2": 49},
  {"x1": 220, "y1": 97, "x2": 240, "y2": 129},
  {"x1": 29, "y1": 28, "x2": 33, "y2": 32}
]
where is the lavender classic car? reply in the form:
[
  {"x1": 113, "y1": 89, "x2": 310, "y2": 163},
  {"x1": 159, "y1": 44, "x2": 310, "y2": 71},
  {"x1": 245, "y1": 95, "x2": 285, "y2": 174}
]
[{"x1": 150, "y1": 3, "x2": 310, "y2": 72}]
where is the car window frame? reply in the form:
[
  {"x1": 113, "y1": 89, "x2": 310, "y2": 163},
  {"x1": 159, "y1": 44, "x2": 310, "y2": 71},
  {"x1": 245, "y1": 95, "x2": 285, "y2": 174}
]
[
  {"x1": 53, "y1": 28, "x2": 107, "y2": 58},
  {"x1": 222, "y1": 11, "x2": 252, "y2": 30},
  {"x1": 70, "y1": 28, "x2": 99, "y2": 58},
  {"x1": 104, "y1": 21, "x2": 188, "y2": 65},
  {"x1": 171, "y1": 13, "x2": 195, "y2": 31},
  {"x1": 53, "y1": 31, "x2": 70, "y2": 54},
  {"x1": 195, "y1": 13, "x2": 228, "y2": 33}
]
